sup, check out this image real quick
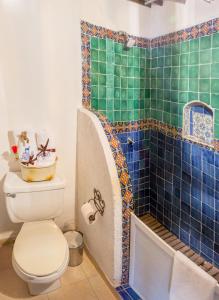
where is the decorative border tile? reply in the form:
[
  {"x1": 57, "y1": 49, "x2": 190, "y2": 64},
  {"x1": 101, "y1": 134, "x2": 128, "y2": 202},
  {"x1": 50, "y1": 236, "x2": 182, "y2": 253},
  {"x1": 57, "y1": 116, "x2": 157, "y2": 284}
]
[
  {"x1": 150, "y1": 18, "x2": 219, "y2": 48},
  {"x1": 112, "y1": 119, "x2": 219, "y2": 152},
  {"x1": 89, "y1": 109, "x2": 134, "y2": 284}
]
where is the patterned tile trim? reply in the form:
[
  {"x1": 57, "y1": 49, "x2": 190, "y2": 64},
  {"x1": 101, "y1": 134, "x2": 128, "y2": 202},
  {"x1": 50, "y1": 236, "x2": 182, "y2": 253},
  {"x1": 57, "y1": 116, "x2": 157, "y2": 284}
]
[
  {"x1": 112, "y1": 119, "x2": 219, "y2": 152},
  {"x1": 88, "y1": 108, "x2": 134, "y2": 284},
  {"x1": 81, "y1": 20, "x2": 150, "y2": 48},
  {"x1": 151, "y1": 18, "x2": 219, "y2": 48}
]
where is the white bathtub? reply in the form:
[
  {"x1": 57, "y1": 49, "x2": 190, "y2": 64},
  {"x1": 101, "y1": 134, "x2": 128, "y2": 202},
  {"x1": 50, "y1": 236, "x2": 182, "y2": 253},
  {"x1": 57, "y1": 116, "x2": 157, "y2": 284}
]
[{"x1": 129, "y1": 213, "x2": 219, "y2": 300}]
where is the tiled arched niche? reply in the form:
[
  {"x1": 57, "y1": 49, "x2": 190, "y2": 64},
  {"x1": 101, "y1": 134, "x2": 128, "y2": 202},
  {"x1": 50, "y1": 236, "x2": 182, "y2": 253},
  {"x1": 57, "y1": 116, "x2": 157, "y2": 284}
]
[{"x1": 183, "y1": 101, "x2": 214, "y2": 147}]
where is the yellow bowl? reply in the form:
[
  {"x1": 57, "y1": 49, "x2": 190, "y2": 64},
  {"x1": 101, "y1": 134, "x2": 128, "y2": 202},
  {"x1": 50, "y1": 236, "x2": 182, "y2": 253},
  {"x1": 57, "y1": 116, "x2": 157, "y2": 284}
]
[{"x1": 20, "y1": 161, "x2": 57, "y2": 182}]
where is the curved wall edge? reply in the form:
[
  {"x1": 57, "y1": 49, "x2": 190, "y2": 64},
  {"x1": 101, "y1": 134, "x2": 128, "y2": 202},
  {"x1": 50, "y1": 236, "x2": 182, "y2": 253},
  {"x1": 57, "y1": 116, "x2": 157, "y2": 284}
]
[{"x1": 76, "y1": 108, "x2": 133, "y2": 285}]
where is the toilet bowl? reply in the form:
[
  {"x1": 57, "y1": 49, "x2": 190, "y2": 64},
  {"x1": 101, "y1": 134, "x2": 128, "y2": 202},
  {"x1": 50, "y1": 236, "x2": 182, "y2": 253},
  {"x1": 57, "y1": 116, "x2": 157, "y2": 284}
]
[
  {"x1": 3, "y1": 172, "x2": 68, "y2": 295},
  {"x1": 12, "y1": 220, "x2": 69, "y2": 295}
]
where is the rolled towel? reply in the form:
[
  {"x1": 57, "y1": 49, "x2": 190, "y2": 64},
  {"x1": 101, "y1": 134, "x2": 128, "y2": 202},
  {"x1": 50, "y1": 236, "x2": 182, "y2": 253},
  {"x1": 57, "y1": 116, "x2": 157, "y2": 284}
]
[
  {"x1": 169, "y1": 251, "x2": 217, "y2": 300},
  {"x1": 36, "y1": 131, "x2": 56, "y2": 167},
  {"x1": 17, "y1": 131, "x2": 38, "y2": 163}
]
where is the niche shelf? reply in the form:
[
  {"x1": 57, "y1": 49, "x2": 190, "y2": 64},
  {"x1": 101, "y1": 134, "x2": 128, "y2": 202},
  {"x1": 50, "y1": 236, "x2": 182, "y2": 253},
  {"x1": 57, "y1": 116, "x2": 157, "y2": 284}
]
[{"x1": 183, "y1": 101, "x2": 214, "y2": 147}]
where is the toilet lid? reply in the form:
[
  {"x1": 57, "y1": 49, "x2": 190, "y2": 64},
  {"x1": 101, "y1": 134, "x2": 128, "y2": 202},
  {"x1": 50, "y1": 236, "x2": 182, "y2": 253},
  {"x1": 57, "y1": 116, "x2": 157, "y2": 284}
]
[{"x1": 13, "y1": 220, "x2": 68, "y2": 277}]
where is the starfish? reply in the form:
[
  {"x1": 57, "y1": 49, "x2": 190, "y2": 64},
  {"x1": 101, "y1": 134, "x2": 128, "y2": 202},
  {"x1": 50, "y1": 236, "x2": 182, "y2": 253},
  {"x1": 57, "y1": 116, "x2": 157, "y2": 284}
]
[{"x1": 37, "y1": 138, "x2": 56, "y2": 157}]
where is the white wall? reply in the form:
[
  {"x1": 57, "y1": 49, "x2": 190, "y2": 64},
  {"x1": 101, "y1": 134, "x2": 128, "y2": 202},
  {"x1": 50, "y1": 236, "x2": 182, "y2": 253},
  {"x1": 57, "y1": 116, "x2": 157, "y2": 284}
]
[
  {"x1": 0, "y1": 0, "x2": 218, "y2": 240},
  {"x1": 147, "y1": 0, "x2": 219, "y2": 38},
  {"x1": 0, "y1": 0, "x2": 150, "y2": 240}
]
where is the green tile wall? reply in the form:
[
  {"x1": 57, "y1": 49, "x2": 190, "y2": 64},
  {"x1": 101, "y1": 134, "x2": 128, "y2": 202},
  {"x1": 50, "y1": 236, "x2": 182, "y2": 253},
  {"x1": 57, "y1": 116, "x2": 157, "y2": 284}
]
[
  {"x1": 90, "y1": 32, "x2": 219, "y2": 138},
  {"x1": 90, "y1": 37, "x2": 151, "y2": 122},
  {"x1": 151, "y1": 32, "x2": 219, "y2": 138}
]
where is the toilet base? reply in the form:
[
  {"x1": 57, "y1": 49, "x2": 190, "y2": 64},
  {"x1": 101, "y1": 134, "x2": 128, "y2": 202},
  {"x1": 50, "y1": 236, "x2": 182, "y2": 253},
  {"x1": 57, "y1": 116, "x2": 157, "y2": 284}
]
[{"x1": 28, "y1": 279, "x2": 61, "y2": 295}]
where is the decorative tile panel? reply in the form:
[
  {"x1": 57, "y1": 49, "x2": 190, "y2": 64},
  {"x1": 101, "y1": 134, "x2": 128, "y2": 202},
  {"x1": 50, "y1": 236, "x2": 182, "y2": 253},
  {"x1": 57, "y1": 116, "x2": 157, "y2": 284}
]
[{"x1": 183, "y1": 102, "x2": 214, "y2": 146}]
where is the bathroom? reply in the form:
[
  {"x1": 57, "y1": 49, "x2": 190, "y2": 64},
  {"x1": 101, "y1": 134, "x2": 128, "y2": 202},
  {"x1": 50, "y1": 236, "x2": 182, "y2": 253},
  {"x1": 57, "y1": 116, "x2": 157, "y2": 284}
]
[{"x1": 0, "y1": 0, "x2": 219, "y2": 299}]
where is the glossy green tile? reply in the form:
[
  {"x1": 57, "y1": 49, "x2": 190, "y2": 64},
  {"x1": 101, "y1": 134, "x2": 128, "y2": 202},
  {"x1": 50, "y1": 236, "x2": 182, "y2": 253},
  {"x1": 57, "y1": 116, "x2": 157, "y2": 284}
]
[
  {"x1": 114, "y1": 111, "x2": 121, "y2": 121},
  {"x1": 199, "y1": 79, "x2": 210, "y2": 93},
  {"x1": 171, "y1": 79, "x2": 179, "y2": 90},
  {"x1": 200, "y1": 49, "x2": 211, "y2": 64},
  {"x1": 213, "y1": 33, "x2": 219, "y2": 48},
  {"x1": 99, "y1": 51, "x2": 106, "y2": 62},
  {"x1": 91, "y1": 37, "x2": 99, "y2": 49},
  {"x1": 189, "y1": 66, "x2": 199, "y2": 78},
  {"x1": 99, "y1": 62, "x2": 106, "y2": 74},
  {"x1": 91, "y1": 61, "x2": 99, "y2": 73},
  {"x1": 114, "y1": 75, "x2": 120, "y2": 87},
  {"x1": 172, "y1": 67, "x2": 180, "y2": 78},
  {"x1": 172, "y1": 43, "x2": 181, "y2": 55},
  {"x1": 172, "y1": 55, "x2": 180, "y2": 66},
  {"x1": 180, "y1": 54, "x2": 189, "y2": 65},
  {"x1": 200, "y1": 64, "x2": 211, "y2": 78},
  {"x1": 189, "y1": 52, "x2": 199, "y2": 65},
  {"x1": 99, "y1": 75, "x2": 106, "y2": 85},
  {"x1": 190, "y1": 38, "x2": 199, "y2": 52},
  {"x1": 179, "y1": 79, "x2": 189, "y2": 91},
  {"x1": 91, "y1": 98, "x2": 98, "y2": 110},
  {"x1": 213, "y1": 49, "x2": 219, "y2": 63},
  {"x1": 189, "y1": 79, "x2": 199, "y2": 92},
  {"x1": 180, "y1": 66, "x2": 189, "y2": 78},
  {"x1": 212, "y1": 63, "x2": 219, "y2": 78},
  {"x1": 211, "y1": 79, "x2": 219, "y2": 93},
  {"x1": 91, "y1": 86, "x2": 98, "y2": 99},
  {"x1": 114, "y1": 43, "x2": 123, "y2": 54},
  {"x1": 165, "y1": 56, "x2": 172, "y2": 67},
  {"x1": 99, "y1": 86, "x2": 106, "y2": 98},
  {"x1": 99, "y1": 39, "x2": 106, "y2": 50},
  {"x1": 199, "y1": 93, "x2": 210, "y2": 104},
  {"x1": 179, "y1": 92, "x2": 189, "y2": 103},
  {"x1": 188, "y1": 92, "x2": 198, "y2": 101},
  {"x1": 99, "y1": 99, "x2": 106, "y2": 110},
  {"x1": 91, "y1": 49, "x2": 98, "y2": 61},
  {"x1": 211, "y1": 94, "x2": 219, "y2": 109},
  {"x1": 181, "y1": 41, "x2": 190, "y2": 53},
  {"x1": 200, "y1": 35, "x2": 211, "y2": 50},
  {"x1": 91, "y1": 74, "x2": 98, "y2": 85}
]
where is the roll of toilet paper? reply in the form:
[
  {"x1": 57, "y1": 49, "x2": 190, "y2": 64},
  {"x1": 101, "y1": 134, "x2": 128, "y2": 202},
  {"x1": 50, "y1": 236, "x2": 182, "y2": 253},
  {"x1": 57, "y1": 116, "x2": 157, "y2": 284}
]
[{"x1": 81, "y1": 202, "x2": 97, "y2": 225}]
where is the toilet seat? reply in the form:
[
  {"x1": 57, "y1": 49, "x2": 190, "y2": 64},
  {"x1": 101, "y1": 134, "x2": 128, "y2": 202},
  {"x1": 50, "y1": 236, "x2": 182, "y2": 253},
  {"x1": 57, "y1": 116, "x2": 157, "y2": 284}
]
[{"x1": 13, "y1": 220, "x2": 69, "y2": 277}]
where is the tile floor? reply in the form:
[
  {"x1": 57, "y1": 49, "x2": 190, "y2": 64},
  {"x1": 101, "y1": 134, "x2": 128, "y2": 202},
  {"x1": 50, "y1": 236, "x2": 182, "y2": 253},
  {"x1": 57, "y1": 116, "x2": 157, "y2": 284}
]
[{"x1": 0, "y1": 243, "x2": 119, "y2": 300}]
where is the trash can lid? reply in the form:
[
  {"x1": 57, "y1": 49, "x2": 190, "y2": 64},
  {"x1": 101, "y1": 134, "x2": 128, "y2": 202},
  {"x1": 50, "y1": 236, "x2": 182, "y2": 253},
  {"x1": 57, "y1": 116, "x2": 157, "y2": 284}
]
[{"x1": 64, "y1": 231, "x2": 83, "y2": 248}]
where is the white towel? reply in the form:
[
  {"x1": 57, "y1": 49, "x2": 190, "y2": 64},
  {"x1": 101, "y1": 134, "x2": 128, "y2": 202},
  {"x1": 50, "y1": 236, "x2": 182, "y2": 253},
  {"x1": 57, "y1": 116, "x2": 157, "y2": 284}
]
[
  {"x1": 36, "y1": 131, "x2": 56, "y2": 167},
  {"x1": 169, "y1": 251, "x2": 217, "y2": 300}
]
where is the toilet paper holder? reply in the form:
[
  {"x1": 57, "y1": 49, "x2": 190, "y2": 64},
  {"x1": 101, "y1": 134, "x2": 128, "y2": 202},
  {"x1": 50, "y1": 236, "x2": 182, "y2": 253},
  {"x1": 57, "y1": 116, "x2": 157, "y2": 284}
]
[{"x1": 88, "y1": 188, "x2": 105, "y2": 222}]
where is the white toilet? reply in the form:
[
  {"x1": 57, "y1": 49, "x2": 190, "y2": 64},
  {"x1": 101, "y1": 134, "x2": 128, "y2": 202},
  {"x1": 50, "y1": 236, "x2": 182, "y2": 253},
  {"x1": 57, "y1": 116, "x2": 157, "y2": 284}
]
[{"x1": 3, "y1": 172, "x2": 69, "y2": 295}]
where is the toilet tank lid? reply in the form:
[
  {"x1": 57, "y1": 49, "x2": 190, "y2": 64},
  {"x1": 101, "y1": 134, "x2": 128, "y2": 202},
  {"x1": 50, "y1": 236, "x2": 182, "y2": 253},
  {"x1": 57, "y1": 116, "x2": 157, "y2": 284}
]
[{"x1": 4, "y1": 172, "x2": 65, "y2": 194}]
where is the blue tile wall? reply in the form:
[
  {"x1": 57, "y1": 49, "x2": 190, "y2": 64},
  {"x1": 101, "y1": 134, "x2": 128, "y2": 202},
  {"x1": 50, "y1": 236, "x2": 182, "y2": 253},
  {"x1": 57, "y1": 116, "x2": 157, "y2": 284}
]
[
  {"x1": 117, "y1": 130, "x2": 150, "y2": 216},
  {"x1": 116, "y1": 284, "x2": 142, "y2": 300},
  {"x1": 150, "y1": 129, "x2": 219, "y2": 267},
  {"x1": 116, "y1": 126, "x2": 219, "y2": 268}
]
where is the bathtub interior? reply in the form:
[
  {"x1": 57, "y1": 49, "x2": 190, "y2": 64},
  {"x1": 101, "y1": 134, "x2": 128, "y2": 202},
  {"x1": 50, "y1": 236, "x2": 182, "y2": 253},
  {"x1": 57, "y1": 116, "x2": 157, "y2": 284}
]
[{"x1": 130, "y1": 213, "x2": 219, "y2": 300}]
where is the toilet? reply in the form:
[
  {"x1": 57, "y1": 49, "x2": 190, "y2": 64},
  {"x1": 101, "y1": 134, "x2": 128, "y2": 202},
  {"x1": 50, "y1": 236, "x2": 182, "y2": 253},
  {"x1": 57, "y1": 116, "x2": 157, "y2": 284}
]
[{"x1": 3, "y1": 172, "x2": 69, "y2": 295}]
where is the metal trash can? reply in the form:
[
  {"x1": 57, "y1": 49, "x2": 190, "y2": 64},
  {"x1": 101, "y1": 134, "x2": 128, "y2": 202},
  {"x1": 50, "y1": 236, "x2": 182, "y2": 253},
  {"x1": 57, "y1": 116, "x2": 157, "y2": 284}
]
[{"x1": 64, "y1": 231, "x2": 84, "y2": 267}]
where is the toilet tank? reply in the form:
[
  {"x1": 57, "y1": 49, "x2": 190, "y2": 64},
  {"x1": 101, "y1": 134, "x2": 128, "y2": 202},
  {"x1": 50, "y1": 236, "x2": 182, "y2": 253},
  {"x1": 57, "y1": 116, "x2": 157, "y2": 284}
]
[{"x1": 3, "y1": 172, "x2": 65, "y2": 223}]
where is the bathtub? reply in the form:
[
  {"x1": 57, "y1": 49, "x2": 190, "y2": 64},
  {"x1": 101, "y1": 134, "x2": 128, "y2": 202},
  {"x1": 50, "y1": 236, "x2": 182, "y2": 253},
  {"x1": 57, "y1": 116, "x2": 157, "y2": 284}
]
[{"x1": 129, "y1": 213, "x2": 219, "y2": 300}]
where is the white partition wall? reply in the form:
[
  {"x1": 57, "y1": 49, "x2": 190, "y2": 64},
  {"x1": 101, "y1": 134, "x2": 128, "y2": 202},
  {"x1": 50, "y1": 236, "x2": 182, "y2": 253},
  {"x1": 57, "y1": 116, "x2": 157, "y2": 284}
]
[{"x1": 76, "y1": 108, "x2": 122, "y2": 286}]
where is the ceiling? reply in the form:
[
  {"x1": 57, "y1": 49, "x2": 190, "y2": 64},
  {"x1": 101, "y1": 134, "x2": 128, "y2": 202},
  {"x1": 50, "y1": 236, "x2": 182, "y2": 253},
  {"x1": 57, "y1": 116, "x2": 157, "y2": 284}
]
[{"x1": 128, "y1": 0, "x2": 186, "y2": 8}]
